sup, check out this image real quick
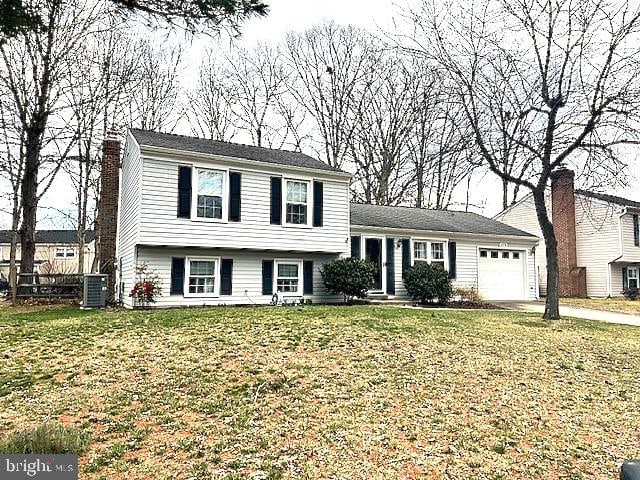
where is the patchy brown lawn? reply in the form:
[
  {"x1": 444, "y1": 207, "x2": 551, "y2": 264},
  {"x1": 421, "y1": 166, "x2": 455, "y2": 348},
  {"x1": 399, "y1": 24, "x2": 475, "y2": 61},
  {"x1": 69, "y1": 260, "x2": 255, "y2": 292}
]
[
  {"x1": 560, "y1": 298, "x2": 640, "y2": 316},
  {"x1": 1, "y1": 305, "x2": 639, "y2": 479}
]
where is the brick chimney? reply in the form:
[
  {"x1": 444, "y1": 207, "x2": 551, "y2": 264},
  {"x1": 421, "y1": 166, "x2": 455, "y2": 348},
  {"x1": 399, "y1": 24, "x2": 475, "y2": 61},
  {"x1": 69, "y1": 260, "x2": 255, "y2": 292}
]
[
  {"x1": 550, "y1": 166, "x2": 587, "y2": 297},
  {"x1": 97, "y1": 132, "x2": 120, "y2": 303}
]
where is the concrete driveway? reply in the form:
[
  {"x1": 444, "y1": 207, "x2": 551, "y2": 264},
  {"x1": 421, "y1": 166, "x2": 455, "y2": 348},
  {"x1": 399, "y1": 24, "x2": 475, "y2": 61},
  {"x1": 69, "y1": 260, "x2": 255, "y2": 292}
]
[{"x1": 494, "y1": 300, "x2": 640, "y2": 327}]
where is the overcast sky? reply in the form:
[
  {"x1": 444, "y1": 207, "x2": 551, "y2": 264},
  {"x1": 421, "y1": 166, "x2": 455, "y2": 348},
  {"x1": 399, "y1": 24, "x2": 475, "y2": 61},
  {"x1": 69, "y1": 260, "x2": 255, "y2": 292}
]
[{"x1": 6, "y1": 0, "x2": 639, "y2": 229}]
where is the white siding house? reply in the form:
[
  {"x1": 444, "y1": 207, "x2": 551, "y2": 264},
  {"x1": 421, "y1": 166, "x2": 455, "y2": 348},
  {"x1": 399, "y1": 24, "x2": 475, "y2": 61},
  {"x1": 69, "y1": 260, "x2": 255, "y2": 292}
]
[
  {"x1": 116, "y1": 129, "x2": 540, "y2": 307},
  {"x1": 349, "y1": 205, "x2": 539, "y2": 301},
  {"x1": 117, "y1": 130, "x2": 351, "y2": 307},
  {"x1": 495, "y1": 185, "x2": 640, "y2": 298}
]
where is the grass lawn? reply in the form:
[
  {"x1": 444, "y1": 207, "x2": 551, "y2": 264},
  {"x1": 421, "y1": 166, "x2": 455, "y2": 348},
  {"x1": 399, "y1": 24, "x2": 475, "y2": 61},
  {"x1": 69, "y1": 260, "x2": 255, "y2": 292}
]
[
  {"x1": 1, "y1": 305, "x2": 639, "y2": 479},
  {"x1": 560, "y1": 298, "x2": 640, "y2": 316}
]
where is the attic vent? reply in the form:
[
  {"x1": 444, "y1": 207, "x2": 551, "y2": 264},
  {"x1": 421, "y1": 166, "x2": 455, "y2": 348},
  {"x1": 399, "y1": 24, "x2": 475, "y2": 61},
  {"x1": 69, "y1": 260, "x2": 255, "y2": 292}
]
[{"x1": 83, "y1": 274, "x2": 108, "y2": 308}]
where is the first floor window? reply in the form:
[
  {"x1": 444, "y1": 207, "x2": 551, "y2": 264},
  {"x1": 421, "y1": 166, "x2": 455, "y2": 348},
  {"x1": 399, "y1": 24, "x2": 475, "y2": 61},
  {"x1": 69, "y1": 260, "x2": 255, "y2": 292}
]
[
  {"x1": 276, "y1": 262, "x2": 300, "y2": 293},
  {"x1": 414, "y1": 241, "x2": 428, "y2": 261},
  {"x1": 431, "y1": 242, "x2": 445, "y2": 269},
  {"x1": 629, "y1": 267, "x2": 639, "y2": 289},
  {"x1": 285, "y1": 180, "x2": 308, "y2": 225},
  {"x1": 55, "y1": 247, "x2": 75, "y2": 258},
  {"x1": 196, "y1": 169, "x2": 224, "y2": 219},
  {"x1": 188, "y1": 259, "x2": 216, "y2": 294}
]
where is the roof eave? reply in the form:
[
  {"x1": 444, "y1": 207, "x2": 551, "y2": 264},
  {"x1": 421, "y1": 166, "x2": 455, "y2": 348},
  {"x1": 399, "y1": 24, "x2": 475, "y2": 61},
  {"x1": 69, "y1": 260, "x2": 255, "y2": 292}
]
[
  {"x1": 136, "y1": 143, "x2": 353, "y2": 179},
  {"x1": 350, "y1": 223, "x2": 539, "y2": 242}
]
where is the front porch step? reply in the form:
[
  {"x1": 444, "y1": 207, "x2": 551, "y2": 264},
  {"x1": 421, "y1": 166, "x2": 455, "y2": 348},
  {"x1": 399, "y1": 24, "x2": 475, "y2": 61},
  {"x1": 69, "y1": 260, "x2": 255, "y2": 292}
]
[{"x1": 362, "y1": 295, "x2": 413, "y2": 305}]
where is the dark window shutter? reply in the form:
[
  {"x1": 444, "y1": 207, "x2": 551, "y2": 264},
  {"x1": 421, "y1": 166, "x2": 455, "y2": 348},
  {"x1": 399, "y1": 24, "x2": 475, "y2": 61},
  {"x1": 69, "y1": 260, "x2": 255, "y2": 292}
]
[
  {"x1": 386, "y1": 238, "x2": 395, "y2": 295},
  {"x1": 270, "y1": 177, "x2": 282, "y2": 225},
  {"x1": 177, "y1": 166, "x2": 192, "y2": 218},
  {"x1": 448, "y1": 241, "x2": 457, "y2": 279},
  {"x1": 262, "y1": 260, "x2": 274, "y2": 295},
  {"x1": 401, "y1": 239, "x2": 411, "y2": 279},
  {"x1": 634, "y1": 214, "x2": 639, "y2": 247},
  {"x1": 303, "y1": 260, "x2": 313, "y2": 294},
  {"x1": 229, "y1": 172, "x2": 241, "y2": 222},
  {"x1": 220, "y1": 259, "x2": 233, "y2": 295},
  {"x1": 623, "y1": 267, "x2": 628, "y2": 290},
  {"x1": 351, "y1": 236, "x2": 361, "y2": 258},
  {"x1": 313, "y1": 181, "x2": 323, "y2": 227},
  {"x1": 170, "y1": 257, "x2": 185, "y2": 294}
]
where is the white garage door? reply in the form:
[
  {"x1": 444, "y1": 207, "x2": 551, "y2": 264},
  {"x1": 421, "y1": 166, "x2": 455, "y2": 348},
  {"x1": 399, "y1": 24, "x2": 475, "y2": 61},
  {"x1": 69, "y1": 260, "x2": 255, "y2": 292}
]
[{"x1": 478, "y1": 249, "x2": 526, "y2": 300}]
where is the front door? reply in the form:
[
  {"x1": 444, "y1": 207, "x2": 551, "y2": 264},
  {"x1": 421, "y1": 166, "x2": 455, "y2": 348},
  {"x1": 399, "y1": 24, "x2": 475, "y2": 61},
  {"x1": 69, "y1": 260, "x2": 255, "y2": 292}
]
[{"x1": 365, "y1": 238, "x2": 383, "y2": 291}]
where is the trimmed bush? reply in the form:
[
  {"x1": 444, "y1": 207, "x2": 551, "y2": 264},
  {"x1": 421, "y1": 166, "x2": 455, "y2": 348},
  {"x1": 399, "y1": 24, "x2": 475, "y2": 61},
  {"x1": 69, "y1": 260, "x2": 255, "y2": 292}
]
[
  {"x1": 404, "y1": 262, "x2": 453, "y2": 305},
  {"x1": 320, "y1": 257, "x2": 377, "y2": 303},
  {"x1": 623, "y1": 287, "x2": 639, "y2": 300},
  {"x1": 0, "y1": 422, "x2": 90, "y2": 454}
]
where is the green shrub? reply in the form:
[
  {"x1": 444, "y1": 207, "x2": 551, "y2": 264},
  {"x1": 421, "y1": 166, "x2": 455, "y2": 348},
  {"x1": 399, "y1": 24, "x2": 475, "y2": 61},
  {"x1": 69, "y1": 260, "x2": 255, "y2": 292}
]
[
  {"x1": 623, "y1": 287, "x2": 639, "y2": 300},
  {"x1": 404, "y1": 262, "x2": 453, "y2": 305},
  {"x1": 320, "y1": 257, "x2": 377, "y2": 303},
  {"x1": 0, "y1": 422, "x2": 90, "y2": 454}
]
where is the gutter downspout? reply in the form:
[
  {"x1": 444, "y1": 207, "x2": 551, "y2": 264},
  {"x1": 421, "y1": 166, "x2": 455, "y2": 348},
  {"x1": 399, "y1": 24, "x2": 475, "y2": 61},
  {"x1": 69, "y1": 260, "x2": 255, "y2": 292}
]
[{"x1": 607, "y1": 207, "x2": 627, "y2": 297}]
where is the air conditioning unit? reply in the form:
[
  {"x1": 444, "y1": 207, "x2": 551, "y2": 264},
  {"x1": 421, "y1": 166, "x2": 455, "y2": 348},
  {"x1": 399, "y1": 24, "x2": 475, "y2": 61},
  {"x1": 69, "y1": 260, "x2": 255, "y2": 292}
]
[{"x1": 83, "y1": 274, "x2": 108, "y2": 308}]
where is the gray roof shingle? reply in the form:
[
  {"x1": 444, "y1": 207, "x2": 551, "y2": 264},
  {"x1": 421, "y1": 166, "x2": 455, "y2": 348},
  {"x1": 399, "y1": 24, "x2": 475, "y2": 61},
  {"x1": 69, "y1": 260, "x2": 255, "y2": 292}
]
[
  {"x1": 0, "y1": 230, "x2": 95, "y2": 244},
  {"x1": 130, "y1": 129, "x2": 347, "y2": 175},
  {"x1": 350, "y1": 203, "x2": 537, "y2": 238}
]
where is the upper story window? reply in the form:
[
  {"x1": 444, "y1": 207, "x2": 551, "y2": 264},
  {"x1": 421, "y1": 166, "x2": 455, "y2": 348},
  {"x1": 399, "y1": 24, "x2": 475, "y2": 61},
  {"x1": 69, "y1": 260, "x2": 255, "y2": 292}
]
[
  {"x1": 196, "y1": 169, "x2": 224, "y2": 220},
  {"x1": 55, "y1": 247, "x2": 75, "y2": 258},
  {"x1": 414, "y1": 240, "x2": 445, "y2": 269},
  {"x1": 285, "y1": 180, "x2": 308, "y2": 225}
]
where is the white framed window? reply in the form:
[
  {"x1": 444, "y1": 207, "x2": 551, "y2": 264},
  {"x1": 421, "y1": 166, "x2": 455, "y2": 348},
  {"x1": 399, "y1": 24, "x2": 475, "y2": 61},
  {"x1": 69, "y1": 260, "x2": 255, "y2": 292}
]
[
  {"x1": 185, "y1": 257, "x2": 220, "y2": 297},
  {"x1": 413, "y1": 241, "x2": 428, "y2": 261},
  {"x1": 413, "y1": 240, "x2": 446, "y2": 269},
  {"x1": 431, "y1": 242, "x2": 445, "y2": 269},
  {"x1": 194, "y1": 168, "x2": 226, "y2": 221},
  {"x1": 629, "y1": 267, "x2": 639, "y2": 289},
  {"x1": 284, "y1": 180, "x2": 309, "y2": 225},
  {"x1": 275, "y1": 260, "x2": 302, "y2": 295},
  {"x1": 55, "y1": 247, "x2": 75, "y2": 258}
]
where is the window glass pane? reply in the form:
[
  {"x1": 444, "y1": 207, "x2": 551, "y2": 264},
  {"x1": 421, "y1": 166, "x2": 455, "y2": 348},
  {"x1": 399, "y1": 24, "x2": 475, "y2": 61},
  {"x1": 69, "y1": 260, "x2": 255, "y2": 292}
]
[
  {"x1": 286, "y1": 181, "x2": 307, "y2": 203},
  {"x1": 414, "y1": 241, "x2": 428, "y2": 260},
  {"x1": 502, "y1": 251, "x2": 510, "y2": 259},
  {"x1": 55, "y1": 249, "x2": 65, "y2": 257},
  {"x1": 197, "y1": 195, "x2": 222, "y2": 219},
  {"x1": 278, "y1": 264, "x2": 298, "y2": 278},
  {"x1": 480, "y1": 250, "x2": 488, "y2": 258},
  {"x1": 198, "y1": 170, "x2": 223, "y2": 196},
  {"x1": 190, "y1": 260, "x2": 215, "y2": 276},
  {"x1": 512, "y1": 252, "x2": 520, "y2": 259},
  {"x1": 188, "y1": 277, "x2": 215, "y2": 294},
  {"x1": 277, "y1": 279, "x2": 299, "y2": 292},
  {"x1": 491, "y1": 251, "x2": 499, "y2": 259},
  {"x1": 286, "y1": 203, "x2": 307, "y2": 224},
  {"x1": 431, "y1": 243, "x2": 444, "y2": 260}
]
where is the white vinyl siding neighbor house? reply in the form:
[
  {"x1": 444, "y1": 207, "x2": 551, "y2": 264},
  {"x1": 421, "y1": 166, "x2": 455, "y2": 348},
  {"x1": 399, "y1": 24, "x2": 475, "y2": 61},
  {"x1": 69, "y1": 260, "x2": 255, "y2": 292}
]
[
  {"x1": 495, "y1": 185, "x2": 640, "y2": 298},
  {"x1": 116, "y1": 129, "x2": 539, "y2": 307}
]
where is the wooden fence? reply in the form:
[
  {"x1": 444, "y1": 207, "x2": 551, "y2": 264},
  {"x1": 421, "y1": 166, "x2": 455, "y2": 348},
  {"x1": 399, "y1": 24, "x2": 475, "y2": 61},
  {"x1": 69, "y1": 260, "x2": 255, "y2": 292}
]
[{"x1": 15, "y1": 273, "x2": 84, "y2": 299}]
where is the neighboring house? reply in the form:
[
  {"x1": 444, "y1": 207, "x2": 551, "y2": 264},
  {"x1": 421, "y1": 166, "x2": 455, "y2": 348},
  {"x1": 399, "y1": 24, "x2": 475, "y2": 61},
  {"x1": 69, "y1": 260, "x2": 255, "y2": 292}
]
[
  {"x1": 495, "y1": 168, "x2": 640, "y2": 298},
  {"x1": 0, "y1": 230, "x2": 96, "y2": 277},
  {"x1": 115, "y1": 129, "x2": 539, "y2": 308}
]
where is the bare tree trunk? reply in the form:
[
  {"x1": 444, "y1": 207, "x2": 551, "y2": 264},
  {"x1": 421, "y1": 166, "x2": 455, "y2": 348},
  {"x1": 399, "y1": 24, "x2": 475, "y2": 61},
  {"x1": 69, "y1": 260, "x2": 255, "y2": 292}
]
[
  {"x1": 19, "y1": 134, "x2": 41, "y2": 279},
  {"x1": 533, "y1": 190, "x2": 559, "y2": 320}
]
